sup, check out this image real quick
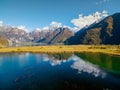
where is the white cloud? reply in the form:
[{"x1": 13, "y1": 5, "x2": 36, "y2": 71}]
[
  {"x1": 49, "y1": 21, "x2": 78, "y2": 32},
  {"x1": 35, "y1": 26, "x2": 52, "y2": 33},
  {"x1": 34, "y1": 28, "x2": 43, "y2": 33},
  {"x1": 17, "y1": 25, "x2": 29, "y2": 32},
  {"x1": 17, "y1": 25, "x2": 26, "y2": 30},
  {"x1": 50, "y1": 21, "x2": 62, "y2": 28},
  {"x1": 0, "y1": 20, "x2": 3, "y2": 26},
  {"x1": 96, "y1": 0, "x2": 110, "y2": 5},
  {"x1": 35, "y1": 28, "x2": 41, "y2": 31},
  {"x1": 43, "y1": 26, "x2": 49, "y2": 30},
  {"x1": 35, "y1": 27, "x2": 49, "y2": 31},
  {"x1": 71, "y1": 10, "x2": 108, "y2": 30},
  {"x1": 102, "y1": 10, "x2": 109, "y2": 17},
  {"x1": 34, "y1": 21, "x2": 63, "y2": 32},
  {"x1": 35, "y1": 21, "x2": 84, "y2": 33}
]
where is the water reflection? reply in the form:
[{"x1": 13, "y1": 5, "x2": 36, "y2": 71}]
[
  {"x1": 75, "y1": 52, "x2": 120, "y2": 74},
  {"x1": 43, "y1": 53, "x2": 72, "y2": 66},
  {"x1": 43, "y1": 54, "x2": 107, "y2": 78},
  {"x1": 43, "y1": 53, "x2": 107, "y2": 78},
  {"x1": 0, "y1": 53, "x2": 120, "y2": 90},
  {"x1": 70, "y1": 55, "x2": 106, "y2": 78}
]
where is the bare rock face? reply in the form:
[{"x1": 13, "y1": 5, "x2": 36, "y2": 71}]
[
  {"x1": 0, "y1": 35, "x2": 9, "y2": 47},
  {"x1": 0, "y1": 25, "x2": 74, "y2": 45},
  {"x1": 0, "y1": 26, "x2": 32, "y2": 45},
  {"x1": 30, "y1": 27, "x2": 74, "y2": 45},
  {"x1": 66, "y1": 13, "x2": 120, "y2": 45}
]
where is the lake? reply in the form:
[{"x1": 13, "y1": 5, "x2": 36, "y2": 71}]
[{"x1": 0, "y1": 53, "x2": 120, "y2": 90}]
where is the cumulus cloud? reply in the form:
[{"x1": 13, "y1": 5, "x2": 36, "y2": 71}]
[
  {"x1": 35, "y1": 21, "x2": 84, "y2": 33},
  {"x1": 35, "y1": 27, "x2": 49, "y2": 31},
  {"x1": 49, "y1": 21, "x2": 79, "y2": 32},
  {"x1": 102, "y1": 10, "x2": 109, "y2": 17},
  {"x1": 71, "y1": 10, "x2": 108, "y2": 30},
  {"x1": 96, "y1": 0, "x2": 110, "y2": 5},
  {"x1": 35, "y1": 21, "x2": 63, "y2": 32},
  {"x1": 0, "y1": 20, "x2": 3, "y2": 26},
  {"x1": 17, "y1": 25, "x2": 29, "y2": 32},
  {"x1": 43, "y1": 26, "x2": 49, "y2": 30},
  {"x1": 35, "y1": 28, "x2": 41, "y2": 31},
  {"x1": 50, "y1": 21, "x2": 78, "y2": 32},
  {"x1": 50, "y1": 21, "x2": 62, "y2": 29},
  {"x1": 35, "y1": 26, "x2": 50, "y2": 33}
]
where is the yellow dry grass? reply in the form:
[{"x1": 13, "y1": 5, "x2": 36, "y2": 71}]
[{"x1": 0, "y1": 45, "x2": 120, "y2": 56}]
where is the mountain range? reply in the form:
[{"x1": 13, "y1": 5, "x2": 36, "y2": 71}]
[
  {"x1": 65, "y1": 13, "x2": 120, "y2": 45},
  {"x1": 31, "y1": 27, "x2": 74, "y2": 44},
  {"x1": 0, "y1": 24, "x2": 74, "y2": 46},
  {"x1": 0, "y1": 13, "x2": 120, "y2": 47}
]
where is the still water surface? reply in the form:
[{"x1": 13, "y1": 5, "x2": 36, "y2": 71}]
[{"x1": 0, "y1": 53, "x2": 120, "y2": 90}]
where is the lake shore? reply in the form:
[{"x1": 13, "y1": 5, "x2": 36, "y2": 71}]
[{"x1": 0, "y1": 45, "x2": 120, "y2": 56}]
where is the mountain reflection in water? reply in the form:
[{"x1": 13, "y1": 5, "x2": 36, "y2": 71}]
[{"x1": 0, "y1": 53, "x2": 120, "y2": 90}]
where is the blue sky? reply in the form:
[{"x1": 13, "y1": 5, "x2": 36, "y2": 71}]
[{"x1": 0, "y1": 0, "x2": 120, "y2": 31}]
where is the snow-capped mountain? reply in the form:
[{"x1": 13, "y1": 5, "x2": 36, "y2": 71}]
[
  {"x1": 0, "y1": 23, "x2": 74, "y2": 46},
  {"x1": 66, "y1": 13, "x2": 120, "y2": 45},
  {"x1": 0, "y1": 25, "x2": 33, "y2": 45},
  {"x1": 30, "y1": 26, "x2": 74, "y2": 44}
]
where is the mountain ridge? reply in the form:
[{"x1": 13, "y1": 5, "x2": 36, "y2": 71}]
[
  {"x1": 0, "y1": 25, "x2": 74, "y2": 46},
  {"x1": 0, "y1": 12, "x2": 120, "y2": 46},
  {"x1": 65, "y1": 13, "x2": 120, "y2": 45}
]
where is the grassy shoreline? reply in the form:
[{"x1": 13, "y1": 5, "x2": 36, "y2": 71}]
[{"x1": 0, "y1": 45, "x2": 120, "y2": 56}]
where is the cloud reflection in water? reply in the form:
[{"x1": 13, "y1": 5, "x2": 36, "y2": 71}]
[
  {"x1": 71, "y1": 55, "x2": 106, "y2": 78},
  {"x1": 41, "y1": 54, "x2": 106, "y2": 78}
]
